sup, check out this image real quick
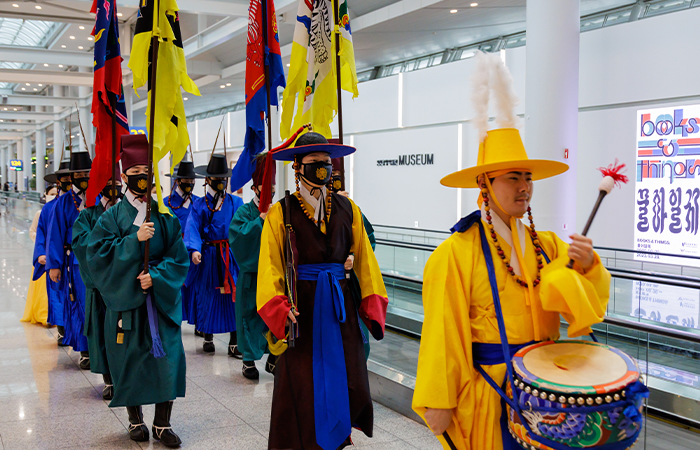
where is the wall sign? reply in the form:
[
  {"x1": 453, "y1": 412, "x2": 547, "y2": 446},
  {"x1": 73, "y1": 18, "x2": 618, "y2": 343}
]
[
  {"x1": 9, "y1": 159, "x2": 23, "y2": 171},
  {"x1": 635, "y1": 106, "x2": 700, "y2": 267},
  {"x1": 130, "y1": 127, "x2": 148, "y2": 136},
  {"x1": 632, "y1": 280, "x2": 699, "y2": 329},
  {"x1": 377, "y1": 153, "x2": 434, "y2": 167}
]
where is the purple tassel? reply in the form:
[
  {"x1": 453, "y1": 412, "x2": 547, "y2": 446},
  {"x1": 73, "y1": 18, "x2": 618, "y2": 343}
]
[{"x1": 145, "y1": 290, "x2": 166, "y2": 359}]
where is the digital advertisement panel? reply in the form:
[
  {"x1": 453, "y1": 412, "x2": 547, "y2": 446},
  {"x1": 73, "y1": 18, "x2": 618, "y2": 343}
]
[{"x1": 635, "y1": 106, "x2": 700, "y2": 267}]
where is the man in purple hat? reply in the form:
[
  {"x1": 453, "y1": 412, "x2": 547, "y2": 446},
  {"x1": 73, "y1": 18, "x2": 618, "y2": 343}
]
[
  {"x1": 72, "y1": 167, "x2": 123, "y2": 401},
  {"x1": 229, "y1": 152, "x2": 277, "y2": 379},
  {"x1": 87, "y1": 135, "x2": 189, "y2": 447}
]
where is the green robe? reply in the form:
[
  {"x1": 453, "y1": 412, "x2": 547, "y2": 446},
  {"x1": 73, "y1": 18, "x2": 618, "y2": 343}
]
[
  {"x1": 229, "y1": 200, "x2": 269, "y2": 361},
  {"x1": 72, "y1": 200, "x2": 109, "y2": 375},
  {"x1": 87, "y1": 199, "x2": 189, "y2": 407}
]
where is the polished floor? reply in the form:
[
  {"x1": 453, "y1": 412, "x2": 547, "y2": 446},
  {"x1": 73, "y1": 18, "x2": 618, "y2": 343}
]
[{"x1": 0, "y1": 211, "x2": 441, "y2": 449}]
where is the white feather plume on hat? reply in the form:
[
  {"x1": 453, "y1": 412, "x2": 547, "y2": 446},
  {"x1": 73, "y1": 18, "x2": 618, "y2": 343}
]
[{"x1": 471, "y1": 51, "x2": 520, "y2": 142}]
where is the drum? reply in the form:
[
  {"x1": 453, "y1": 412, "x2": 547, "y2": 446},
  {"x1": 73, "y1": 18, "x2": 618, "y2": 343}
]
[{"x1": 506, "y1": 340, "x2": 646, "y2": 450}]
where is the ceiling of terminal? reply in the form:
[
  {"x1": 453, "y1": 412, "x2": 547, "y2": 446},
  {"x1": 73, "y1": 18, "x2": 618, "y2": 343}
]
[{"x1": 0, "y1": 0, "x2": 662, "y2": 146}]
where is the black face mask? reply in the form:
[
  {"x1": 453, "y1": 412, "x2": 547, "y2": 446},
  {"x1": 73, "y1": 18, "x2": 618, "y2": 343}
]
[
  {"x1": 102, "y1": 184, "x2": 123, "y2": 200},
  {"x1": 301, "y1": 161, "x2": 333, "y2": 186},
  {"x1": 179, "y1": 181, "x2": 195, "y2": 193},
  {"x1": 59, "y1": 180, "x2": 72, "y2": 193},
  {"x1": 209, "y1": 179, "x2": 226, "y2": 193},
  {"x1": 71, "y1": 174, "x2": 89, "y2": 193},
  {"x1": 330, "y1": 175, "x2": 343, "y2": 193},
  {"x1": 127, "y1": 173, "x2": 149, "y2": 195}
]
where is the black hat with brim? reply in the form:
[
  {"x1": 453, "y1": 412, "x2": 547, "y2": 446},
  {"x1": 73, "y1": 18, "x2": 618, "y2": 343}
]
[
  {"x1": 194, "y1": 154, "x2": 233, "y2": 177},
  {"x1": 44, "y1": 159, "x2": 71, "y2": 183},
  {"x1": 67, "y1": 151, "x2": 92, "y2": 173},
  {"x1": 165, "y1": 161, "x2": 203, "y2": 179}
]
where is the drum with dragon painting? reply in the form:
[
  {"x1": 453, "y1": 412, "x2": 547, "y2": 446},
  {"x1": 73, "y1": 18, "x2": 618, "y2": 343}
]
[{"x1": 506, "y1": 340, "x2": 649, "y2": 450}]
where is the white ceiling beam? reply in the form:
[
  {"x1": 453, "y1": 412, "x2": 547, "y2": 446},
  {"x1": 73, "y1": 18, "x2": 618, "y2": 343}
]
[
  {"x1": 186, "y1": 60, "x2": 224, "y2": 76},
  {"x1": 0, "y1": 69, "x2": 93, "y2": 87},
  {"x1": 70, "y1": 0, "x2": 249, "y2": 17},
  {"x1": 0, "y1": 95, "x2": 88, "y2": 108},
  {"x1": 0, "y1": 111, "x2": 56, "y2": 122},
  {"x1": 0, "y1": 132, "x2": 24, "y2": 140},
  {"x1": 0, "y1": 123, "x2": 39, "y2": 131},
  {"x1": 0, "y1": 46, "x2": 94, "y2": 68},
  {"x1": 0, "y1": 10, "x2": 97, "y2": 26}
]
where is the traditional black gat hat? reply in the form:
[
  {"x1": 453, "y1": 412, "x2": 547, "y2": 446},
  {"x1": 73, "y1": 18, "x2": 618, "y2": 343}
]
[
  {"x1": 165, "y1": 161, "x2": 202, "y2": 179},
  {"x1": 44, "y1": 157, "x2": 71, "y2": 183},
  {"x1": 67, "y1": 150, "x2": 92, "y2": 173},
  {"x1": 194, "y1": 154, "x2": 233, "y2": 177}
]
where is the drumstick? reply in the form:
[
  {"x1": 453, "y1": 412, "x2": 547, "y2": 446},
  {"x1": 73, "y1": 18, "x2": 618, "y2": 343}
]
[
  {"x1": 442, "y1": 432, "x2": 458, "y2": 450},
  {"x1": 566, "y1": 160, "x2": 628, "y2": 269}
]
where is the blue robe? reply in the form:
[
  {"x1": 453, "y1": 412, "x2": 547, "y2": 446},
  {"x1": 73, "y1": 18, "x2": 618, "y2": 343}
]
[
  {"x1": 184, "y1": 192, "x2": 243, "y2": 334},
  {"x1": 165, "y1": 189, "x2": 199, "y2": 324},
  {"x1": 32, "y1": 198, "x2": 64, "y2": 327},
  {"x1": 46, "y1": 191, "x2": 88, "y2": 352}
]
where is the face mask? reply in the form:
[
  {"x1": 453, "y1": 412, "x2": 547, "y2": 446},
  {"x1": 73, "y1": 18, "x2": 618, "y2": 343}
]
[
  {"x1": 210, "y1": 179, "x2": 226, "y2": 193},
  {"x1": 301, "y1": 161, "x2": 333, "y2": 186},
  {"x1": 45, "y1": 195, "x2": 56, "y2": 203},
  {"x1": 127, "y1": 173, "x2": 149, "y2": 195},
  {"x1": 59, "y1": 181, "x2": 72, "y2": 193},
  {"x1": 331, "y1": 175, "x2": 343, "y2": 193},
  {"x1": 71, "y1": 174, "x2": 89, "y2": 193},
  {"x1": 180, "y1": 182, "x2": 195, "y2": 193},
  {"x1": 102, "y1": 185, "x2": 123, "y2": 200}
]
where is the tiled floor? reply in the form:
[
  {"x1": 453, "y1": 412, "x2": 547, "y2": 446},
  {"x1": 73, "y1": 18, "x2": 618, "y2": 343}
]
[{"x1": 0, "y1": 209, "x2": 441, "y2": 450}]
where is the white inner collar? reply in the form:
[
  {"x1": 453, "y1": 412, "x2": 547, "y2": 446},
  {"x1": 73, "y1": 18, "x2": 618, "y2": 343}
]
[
  {"x1": 175, "y1": 185, "x2": 191, "y2": 208},
  {"x1": 481, "y1": 203, "x2": 527, "y2": 276},
  {"x1": 299, "y1": 184, "x2": 326, "y2": 223},
  {"x1": 71, "y1": 185, "x2": 85, "y2": 210},
  {"x1": 125, "y1": 190, "x2": 147, "y2": 227},
  {"x1": 206, "y1": 185, "x2": 224, "y2": 209}
]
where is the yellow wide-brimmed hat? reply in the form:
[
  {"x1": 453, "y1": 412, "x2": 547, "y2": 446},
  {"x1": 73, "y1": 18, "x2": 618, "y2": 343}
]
[{"x1": 441, "y1": 128, "x2": 569, "y2": 188}]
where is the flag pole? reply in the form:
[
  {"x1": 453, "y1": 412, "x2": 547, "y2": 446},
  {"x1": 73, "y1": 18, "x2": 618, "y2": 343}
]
[
  {"x1": 109, "y1": 93, "x2": 118, "y2": 204},
  {"x1": 144, "y1": 34, "x2": 160, "y2": 275},
  {"x1": 261, "y1": 0, "x2": 273, "y2": 152},
  {"x1": 333, "y1": 0, "x2": 344, "y2": 145}
]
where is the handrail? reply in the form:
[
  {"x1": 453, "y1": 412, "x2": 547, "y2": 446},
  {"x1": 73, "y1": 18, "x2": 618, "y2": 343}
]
[
  {"x1": 374, "y1": 224, "x2": 451, "y2": 235},
  {"x1": 375, "y1": 238, "x2": 437, "y2": 251},
  {"x1": 607, "y1": 269, "x2": 700, "y2": 290},
  {"x1": 602, "y1": 316, "x2": 700, "y2": 346}
]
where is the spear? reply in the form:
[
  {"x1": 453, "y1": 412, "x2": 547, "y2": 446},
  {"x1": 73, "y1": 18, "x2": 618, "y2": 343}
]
[
  {"x1": 261, "y1": 0, "x2": 273, "y2": 152},
  {"x1": 143, "y1": 14, "x2": 160, "y2": 276},
  {"x1": 333, "y1": 0, "x2": 344, "y2": 144}
]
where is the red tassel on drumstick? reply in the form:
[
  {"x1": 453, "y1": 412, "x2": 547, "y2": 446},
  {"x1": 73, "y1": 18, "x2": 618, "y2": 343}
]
[{"x1": 566, "y1": 160, "x2": 629, "y2": 269}]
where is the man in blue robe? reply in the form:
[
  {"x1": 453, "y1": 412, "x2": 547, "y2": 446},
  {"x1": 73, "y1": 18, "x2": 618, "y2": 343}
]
[
  {"x1": 47, "y1": 151, "x2": 92, "y2": 369},
  {"x1": 185, "y1": 153, "x2": 243, "y2": 355}
]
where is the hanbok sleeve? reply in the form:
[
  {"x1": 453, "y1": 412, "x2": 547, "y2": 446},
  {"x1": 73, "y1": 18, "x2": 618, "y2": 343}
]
[
  {"x1": 348, "y1": 200, "x2": 388, "y2": 340},
  {"x1": 256, "y1": 202, "x2": 290, "y2": 340},
  {"x1": 30, "y1": 209, "x2": 40, "y2": 243},
  {"x1": 45, "y1": 197, "x2": 67, "y2": 271},
  {"x1": 87, "y1": 208, "x2": 146, "y2": 312},
  {"x1": 149, "y1": 217, "x2": 189, "y2": 322},
  {"x1": 361, "y1": 213, "x2": 376, "y2": 251},
  {"x1": 32, "y1": 208, "x2": 48, "y2": 266},
  {"x1": 413, "y1": 234, "x2": 475, "y2": 445},
  {"x1": 184, "y1": 201, "x2": 203, "y2": 254},
  {"x1": 72, "y1": 209, "x2": 95, "y2": 287},
  {"x1": 539, "y1": 233, "x2": 611, "y2": 338},
  {"x1": 229, "y1": 204, "x2": 263, "y2": 274}
]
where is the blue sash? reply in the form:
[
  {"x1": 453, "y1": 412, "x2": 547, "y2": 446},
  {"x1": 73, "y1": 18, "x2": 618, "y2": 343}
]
[{"x1": 297, "y1": 263, "x2": 351, "y2": 450}]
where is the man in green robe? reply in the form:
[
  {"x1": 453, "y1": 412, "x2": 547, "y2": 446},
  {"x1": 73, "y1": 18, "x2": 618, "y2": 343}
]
[
  {"x1": 72, "y1": 175, "x2": 122, "y2": 400},
  {"x1": 229, "y1": 153, "x2": 276, "y2": 380},
  {"x1": 87, "y1": 135, "x2": 189, "y2": 448}
]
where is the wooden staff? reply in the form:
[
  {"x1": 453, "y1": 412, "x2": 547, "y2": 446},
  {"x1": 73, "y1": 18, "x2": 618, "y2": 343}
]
[
  {"x1": 144, "y1": 34, "x2": 160, "y2": 275},
  {"x1": 261, "y1": 0, "x2": 273, "y2": 153},
  {"x1": 109, "y1": 94, "x2": 118, "y2": 204},
  {"x1": 333, "y1": 0, "x2": 344, "y2": 145}
]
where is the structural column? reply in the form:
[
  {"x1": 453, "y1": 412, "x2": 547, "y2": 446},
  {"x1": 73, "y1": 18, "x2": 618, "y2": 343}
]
[
  {"x1": 1, "y1": 146, "x2": 7, "y2": 187},
  {"x1": 36, "y1": 128, "x2": 46, "y2": 193},
  {"x1": 53, "y1": 85, "x2": 64, "y2": 171},
  {"x1": 525, "y1": 0, "x2": 580, "y2": 237},
  {"x1": 23, "y1": 136, "x2": 32, "y2": 191}
]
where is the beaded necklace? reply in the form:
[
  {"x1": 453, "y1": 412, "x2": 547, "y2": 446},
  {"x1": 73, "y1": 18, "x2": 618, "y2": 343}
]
[
  {"x1": 204, "y1": 191, "x2": 223, "y2": 213},
  {"x1": 294, "y1": 171, "x2": 332, "y2": 225},
  {"x1": 481, "y1": 188, "x2": 544, "y2": 288},
  {"x1": 70, "y1": 190, "x2": 82, "y2": 212},
  {"x1": 168, "y1": 187, "x2": 190, "y2": 211}
]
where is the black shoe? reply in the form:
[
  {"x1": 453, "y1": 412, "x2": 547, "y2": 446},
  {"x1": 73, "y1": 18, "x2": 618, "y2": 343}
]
[
  {"x1": 102, "y1": 373, "x2": 113, "y2": 401},
  {"x1": 194, "y1": 329, "x2": 204, "y2": 338},
  {"x1": 336, "y1": 436, "x2": 352, "y2": 450},
  {"x1": 153, "y1": 401, "x2": 182, "y2": 448},
  {"x1": 228, "y1": 332, "x2": 242, "y2": 359},
  {"x1": 242, "y1": 361, "x2": 259, "y2": 380},
  {"x1": 126, "y1": 406, "x2": 149, "y2": 442},
  {"x1": 203, "y1": 334, "x2": 215, "y2": 353},
  {"x1": 265, "y1": 354, "x2": 277, "y2": 376},
  {"x1": 79, "y1": 352, "x2": 90, "y2": 370},
  {"x1": 57, "y1": 326, "x2": 68, "y2": 347}
]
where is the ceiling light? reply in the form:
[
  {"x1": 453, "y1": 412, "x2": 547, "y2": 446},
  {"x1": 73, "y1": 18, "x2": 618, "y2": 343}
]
[
  {"x1": 220, "y1": 85, "x2": 225, "y2": 88},
  {"x1": 226, "y1": 83, "x2": 231, "y2": 86},
  {"x1": 25, "y1": 83, "x2": 30, "y2": 86},
  {"x1": 470, "y1": 2, "x2": 478, "y2": 6},
  {"x1": 286, "y1": 63, "x2": 290, "y2": 67},
  {"x1": 0, "y1": 120, "x2": 3, "y2": 122},
  {"x1": 88, "y1": 36, "x2": 93, "y2": 41},
  {"x1": 21, "y1": 88, "x2": 25, "y2": 91},
  {"x1": 58, "y1": 64, "x2": 64, "y2": 68},
  {"x1": 43, "y1": 63, "x2": 49, "y2": 67},
  {"x1": 33, "y1": 88, "x2": 37, "y2": 91},
  {"x1": 78, "y1": 46, "x2": 84, "y2": 50},
  {"x1": 13, "y1": 108, "x2": 17, "y2": 111},
  {"x1": 61, "y1": 45, "x2": 66, "y2": 48},
  {"x1": 183, "y1": 97, "x2": 188, "y2": 101},
  {"x1": 117, "y1": 12, "x2": 123, "y2": 17},
  {"x1": 35, "y1": 5, "x2": 41, "y2": 9},
  {"x1": 38, "y1": 84, "x2": 42, "y2": 86},
  {"x1": 450, "y1": 9, "x2": 458, "y2": 13},
  {"x1": 70, "y1": 135, "x2": 74, "y2": 138},
  {"x1": 69, "y1": 36, "x2": 75, "y2": 40},
  {"x1": 79, "y1": 26, "x2": 85, "y2": 30},
  {"x1": 12, "y1": 3, "x2": 19, "y2": 7},
  {"x1": 2, "y1": 108, "x2": 6, "y2": 111}
]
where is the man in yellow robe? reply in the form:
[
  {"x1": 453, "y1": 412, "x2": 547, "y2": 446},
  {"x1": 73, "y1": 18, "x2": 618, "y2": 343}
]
[{"x1": 412, "y1": 53, "x2": 611, "y2": 450}]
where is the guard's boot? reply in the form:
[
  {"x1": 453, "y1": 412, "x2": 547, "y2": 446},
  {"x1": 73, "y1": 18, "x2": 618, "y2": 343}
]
[
  {"x1": 337, "y1": 436, "x2": 352, "y2": 450},
  {"x1": 152, "y1": 401, "x2": 182, "y2": 448},
  {"x1": 265, "y1": 353, "x2": 277, "y2": 376},
  {"x1": 79, "y1": 351, "x2": 90, "y2": 370},
  {"x1": 228, "y1": 331, "x2": 242, "y2": 359},
  {"x1": 56, "y1": 326, "x2": 68, "y2": 347},
  {"x1": 202, "y1": 334, "x2": 215, "y2": 353},
  {"x1": 126, "y1": 405, "x2": 149, "y2": 442},
  {"x1": 194, "y1": 329, "x2": 204, "y2": 337},
  {"x1": 242, "y1": 361, "x2": 259, "y2": 380},
  {"x1": 102, "y1": 373, "x2": 114, "y2": 401}
]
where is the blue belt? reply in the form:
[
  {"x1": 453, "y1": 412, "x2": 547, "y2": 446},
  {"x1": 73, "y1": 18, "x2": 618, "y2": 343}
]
[
  {"x1": 297, "y1": 263, "x2": 351, "y2": 450},
  {"x1": 472, "y1": 341, "x2": 536, "y2": 366}
]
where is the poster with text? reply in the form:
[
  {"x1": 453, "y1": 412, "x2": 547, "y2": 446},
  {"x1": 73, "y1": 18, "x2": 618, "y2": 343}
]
[{"x1": 635, "y1": 106, "x2": 700, "y2": 267}]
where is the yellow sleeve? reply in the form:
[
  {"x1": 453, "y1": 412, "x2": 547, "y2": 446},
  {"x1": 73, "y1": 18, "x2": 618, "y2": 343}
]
[
  {"x1": 539, "y1": 234, "x2": 611, "y2": 337},
  {"x1": 348, "y1": 199, "x2": 388, "y2": 340},
  {"x1": 256, "y1": 201, "x2": 291, "y2": 340},
  {"x1": 413, "y1": 234, "x2": 474, "y2": 445}
]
